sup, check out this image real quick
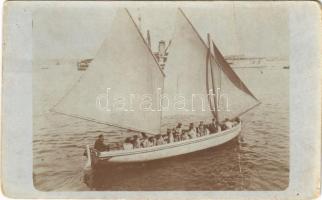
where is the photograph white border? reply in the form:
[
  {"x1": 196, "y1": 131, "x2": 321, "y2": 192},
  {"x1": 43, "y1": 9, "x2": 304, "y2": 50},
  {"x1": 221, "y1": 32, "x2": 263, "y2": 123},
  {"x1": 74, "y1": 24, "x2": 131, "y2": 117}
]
[{"x1": 2, "y1": 1, "x2": 321, "y2": 199}]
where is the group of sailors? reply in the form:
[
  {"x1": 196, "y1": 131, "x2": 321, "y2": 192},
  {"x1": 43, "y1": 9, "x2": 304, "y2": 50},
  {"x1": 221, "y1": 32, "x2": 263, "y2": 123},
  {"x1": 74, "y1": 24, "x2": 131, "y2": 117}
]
[
  {"x1": 122, "y1": 117, "x2": 240, "y2": 150},
  {"x1": 93, "y1": 118, "x2": 240, "y2": 152}
]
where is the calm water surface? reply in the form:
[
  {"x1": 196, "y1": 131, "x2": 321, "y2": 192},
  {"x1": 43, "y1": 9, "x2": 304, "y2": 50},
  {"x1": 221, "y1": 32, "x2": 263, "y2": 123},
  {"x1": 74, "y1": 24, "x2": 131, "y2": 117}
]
[{"x1": 33, "y1": 65, "x2": 289, "y2": 191}]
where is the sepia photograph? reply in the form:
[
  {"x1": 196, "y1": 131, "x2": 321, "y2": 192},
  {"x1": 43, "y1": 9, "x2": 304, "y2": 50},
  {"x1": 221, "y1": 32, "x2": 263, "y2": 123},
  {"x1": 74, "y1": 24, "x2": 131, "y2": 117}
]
[{"x1": 30, "y1": 2, "x2": 290, "y2": 191}]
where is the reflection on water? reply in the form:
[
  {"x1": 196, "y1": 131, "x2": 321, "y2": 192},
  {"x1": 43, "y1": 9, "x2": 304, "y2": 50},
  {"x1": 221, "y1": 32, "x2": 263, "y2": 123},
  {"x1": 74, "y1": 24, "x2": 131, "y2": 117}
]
[
  {"x1": 84, "y1": 138, "x2": 245, "y2": 191},
  {"x1": 33, "y1": 66, "x2": 289, "y2": 191}
]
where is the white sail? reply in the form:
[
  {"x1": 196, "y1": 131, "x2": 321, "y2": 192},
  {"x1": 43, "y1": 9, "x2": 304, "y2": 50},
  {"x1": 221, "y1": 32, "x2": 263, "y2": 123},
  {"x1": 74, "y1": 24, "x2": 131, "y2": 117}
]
[
  {"x1": 163, "y1": 8, "x2": 259, "y2": 123},
  {"x1": 162, "y1": 9, "x2": 213, "y2": 122},
  {"x1": 53, "y1": 9, "x2": 164, "y2": 134}
]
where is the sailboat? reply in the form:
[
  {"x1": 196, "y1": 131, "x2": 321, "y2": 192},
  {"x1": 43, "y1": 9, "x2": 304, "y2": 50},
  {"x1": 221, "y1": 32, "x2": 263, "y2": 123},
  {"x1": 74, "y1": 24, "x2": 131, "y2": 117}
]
[{"x1": 52, "y1": 8, "x2": 260, "y2": 168}]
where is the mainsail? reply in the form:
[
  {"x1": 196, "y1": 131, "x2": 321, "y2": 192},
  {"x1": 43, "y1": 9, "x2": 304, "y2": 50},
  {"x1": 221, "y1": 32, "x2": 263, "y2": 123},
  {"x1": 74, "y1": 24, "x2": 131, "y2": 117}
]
[
  {"x1": 163, "y1": 8, "x2": 259, "y2": 122},
  {"x1": 162, "y1": 9, "x2": 214, "y2": 121},
  {"x1": 52, "y1": 9, "x2": 164, "y2": 134}
]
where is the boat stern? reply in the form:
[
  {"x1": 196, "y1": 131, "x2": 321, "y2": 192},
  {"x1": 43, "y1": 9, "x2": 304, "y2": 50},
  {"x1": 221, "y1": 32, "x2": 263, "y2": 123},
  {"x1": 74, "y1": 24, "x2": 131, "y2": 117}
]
[{"x1": 84, "y1": 145, "x2": 101, "y2": 170}]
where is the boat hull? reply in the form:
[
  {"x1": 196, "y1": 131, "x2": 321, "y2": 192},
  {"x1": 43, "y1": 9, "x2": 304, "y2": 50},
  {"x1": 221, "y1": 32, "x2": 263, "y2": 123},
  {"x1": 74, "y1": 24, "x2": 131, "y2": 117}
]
[{"x1": 87, "y1": 122, "x2": 241, "y2": 166}]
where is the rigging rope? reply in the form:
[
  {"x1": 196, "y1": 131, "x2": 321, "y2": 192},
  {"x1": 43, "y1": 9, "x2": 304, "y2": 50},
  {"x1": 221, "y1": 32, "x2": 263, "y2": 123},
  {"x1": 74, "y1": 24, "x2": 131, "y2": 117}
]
[
  {"x1": 232, "y1": 3, "x2": 245, "y2": 187},
  {"x1": 237, "y1": 131, "x2": 245, "y2": 190}
]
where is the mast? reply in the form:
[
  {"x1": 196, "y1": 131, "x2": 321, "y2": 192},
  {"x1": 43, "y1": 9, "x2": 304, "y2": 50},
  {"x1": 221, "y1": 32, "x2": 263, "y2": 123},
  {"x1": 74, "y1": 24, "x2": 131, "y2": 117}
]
[{"x1": 207, "y1": 33, "x2": 219, "y2": 124}]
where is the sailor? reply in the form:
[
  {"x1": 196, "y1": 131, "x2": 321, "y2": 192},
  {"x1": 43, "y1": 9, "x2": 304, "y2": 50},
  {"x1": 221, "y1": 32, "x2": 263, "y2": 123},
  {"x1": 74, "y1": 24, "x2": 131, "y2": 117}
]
[
  {"x1": 187, "y1": 123, "x2": 197, "y2": 139},
  {"x1": 204, "y1": 126, "x2": 210, "y2": 135},
  {"x1": 156, "y1": 134, "x2": 166, "y2": 146},
  {"x1": 162, "y1": 134, "x2": 168, "y2": 142},
  {"x1": 197, "y1": 121, "x2": 206, "y2": 137},
  {"x1": 123, "y1": 137, "x2": 134, "y2": 150},
  {"x1": 141, "y1": 134, "x2": 150, "y2": 148},
  {"x1": 208, "y1": 118, "x2": 218, "y2": 133},
  {"x1": 224, "y1": 118, "x2": 233, "y2": 130},
  {"x1": 94, "y1": 134, "x2": 110, "y2": 152},
  {"x1": 232, "y1": 117, "x2": 240, "y2": 126},
  {"x1": 148, "y1": 137, "x2": 156, "y2": 147},
  {"x1": 171, "y1": 128, "x2": 177, "y2": 142},
  {"x1": 174, "y1": 123, "x2": 182, "y2": 142},
  {"x1": 181, "y1": 130, "x2": 189, "y2": 141},
  {"x1": 140, "y1": 132, "x2": 147, "y2": 139},
  {"x1": 167, "y1": 128, "x2": 174, "y2": 143},
  {"x1": 132, "y1": 135, "x2": 141, "y2": 148}
]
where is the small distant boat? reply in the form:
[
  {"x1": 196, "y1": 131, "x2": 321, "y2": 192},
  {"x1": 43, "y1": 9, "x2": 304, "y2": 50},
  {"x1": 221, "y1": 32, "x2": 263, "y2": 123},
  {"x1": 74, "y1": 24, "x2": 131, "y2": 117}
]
[
  {"x1": 51, "y1": 8, "x2": 260, "y2": 169},
  {"x1": 283, "y1": 66, "x2": 289, "y2": 69},
  {"x1": 77, "y1": 59, "x2": 93, "y2": 71}
]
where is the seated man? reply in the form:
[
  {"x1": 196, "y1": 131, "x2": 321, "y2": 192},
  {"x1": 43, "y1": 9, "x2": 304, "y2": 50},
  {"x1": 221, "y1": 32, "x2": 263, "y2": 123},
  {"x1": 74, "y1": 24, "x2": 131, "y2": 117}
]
[
  {"x1": 197, "y1": 121, "x2": 206, "y2": 137},
  {"x1": 148, "y1": 137, "x2": 156, "y2": 147},
  {"x1": 208, "y1": 118, "x2": 217, "y2": 133},
  {"x1": 94, "y1": 134, "x2": 110, "y2": 152},
  {"x1": 132, "y1": 135, "x2": 141, "y2": 149},
  {"x1": 187, "y1": 123, "x2": 197, "y2": 139},
  {"x1": 141, "y1": 134, "x2": 150, "y2": 148},
  {"x1": 232, "y1": 117, "x2": 240, "y2": 126},
  {"x1": 123, "y1": 137, "x2": 134, "y2": 150},
  {"x1": 140, "y1": 132, "x2": 148, "y2": 139},
  {"x1": 167, "y1": 128, "x2": 174, "y2": 143},
  {"x1": 174, "y1": 123, "x2": 182, "y2": 142},
  {"x1": 156, "y1": 134, "x2": 166, "y2": 146},
  {"x1": 181, "y1": 130, "x2": 189, "y2": 141},
  {"x1": 224, "y1": 118, "x2": 233, "y2": 129},
  {"x1": 204, "y1": 125, "x2": 210, "y2": 135}
]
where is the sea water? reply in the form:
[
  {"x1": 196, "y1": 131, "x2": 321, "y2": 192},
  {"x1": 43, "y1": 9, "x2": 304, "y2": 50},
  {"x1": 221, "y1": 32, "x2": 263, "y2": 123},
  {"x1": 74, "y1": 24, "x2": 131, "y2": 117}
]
[{"x1": 33, "y1": 63, "x2": 289, "y2": 191}]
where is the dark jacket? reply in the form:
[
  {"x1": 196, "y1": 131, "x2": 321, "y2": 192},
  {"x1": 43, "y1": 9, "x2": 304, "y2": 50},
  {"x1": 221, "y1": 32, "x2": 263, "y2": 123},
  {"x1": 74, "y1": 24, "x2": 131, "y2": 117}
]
[
  {"x1": 208, "y1": 123, "x2": 217, "y2": 133},
  {"x1": 94, "y1": 139, "x2": 109, "y2": 152}
]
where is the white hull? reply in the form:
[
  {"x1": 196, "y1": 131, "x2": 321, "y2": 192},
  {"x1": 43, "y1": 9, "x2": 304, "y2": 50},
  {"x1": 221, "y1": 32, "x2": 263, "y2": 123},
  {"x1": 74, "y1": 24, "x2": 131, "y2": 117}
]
[{"x1": 86, "y1": 122, "x2": 241, "y2": 167}]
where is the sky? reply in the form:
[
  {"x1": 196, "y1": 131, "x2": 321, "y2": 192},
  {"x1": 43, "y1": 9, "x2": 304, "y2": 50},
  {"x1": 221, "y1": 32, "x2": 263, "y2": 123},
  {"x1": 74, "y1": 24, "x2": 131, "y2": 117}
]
[{"x1": 33, "y1": 2, "x2": 289, "y2": 61}]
